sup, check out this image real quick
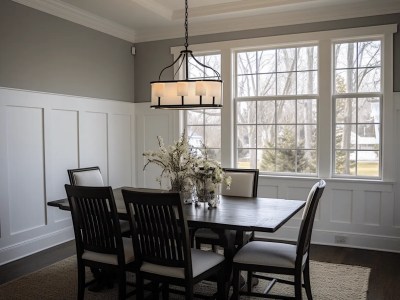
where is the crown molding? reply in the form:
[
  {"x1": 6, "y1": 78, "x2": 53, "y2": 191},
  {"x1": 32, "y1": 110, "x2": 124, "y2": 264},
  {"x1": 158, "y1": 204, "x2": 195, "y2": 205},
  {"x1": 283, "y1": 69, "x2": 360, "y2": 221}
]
[
  {"x1": 135, "y1": 1, "x2": 400, "y2": 43},
  {"x1": 13, "y1": 0, "x2": 136, "y2": 42},
  {"x1": 12, "y1": 0, "x2": 400, "y2": 44}
]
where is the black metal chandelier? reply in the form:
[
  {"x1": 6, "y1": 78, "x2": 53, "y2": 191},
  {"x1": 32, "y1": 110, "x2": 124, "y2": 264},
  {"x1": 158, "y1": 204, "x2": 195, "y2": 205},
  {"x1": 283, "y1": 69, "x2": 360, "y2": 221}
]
[{"x1": 150, "y1": 0, "x2": 223, "y2": 109}]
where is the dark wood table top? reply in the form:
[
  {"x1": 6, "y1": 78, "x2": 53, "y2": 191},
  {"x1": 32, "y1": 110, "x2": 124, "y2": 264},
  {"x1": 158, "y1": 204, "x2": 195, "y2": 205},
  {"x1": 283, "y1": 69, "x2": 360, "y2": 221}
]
[{"x1": 48, "y1": 186, "x2": 305, "y2": 233}]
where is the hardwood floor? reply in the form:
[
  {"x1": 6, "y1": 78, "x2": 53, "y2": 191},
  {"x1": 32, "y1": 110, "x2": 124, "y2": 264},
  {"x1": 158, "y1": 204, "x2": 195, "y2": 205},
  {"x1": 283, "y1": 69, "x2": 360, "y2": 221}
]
[{"x1": 0, "y1": 242, "x2": 399, "y2": 299}]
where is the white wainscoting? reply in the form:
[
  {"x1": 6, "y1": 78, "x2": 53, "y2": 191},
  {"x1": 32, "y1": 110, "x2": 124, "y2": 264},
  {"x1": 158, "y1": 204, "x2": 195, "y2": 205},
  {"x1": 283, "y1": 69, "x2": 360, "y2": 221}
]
[
  {"x1": 0, "y1": 87, "x2": 135, "y2": 265},
  {"x1": 134, "y1": 98, "x2": 400, "y2": 253},
  {"x1": 134, "y1": 102, "x2": 180, "y2": 190}
]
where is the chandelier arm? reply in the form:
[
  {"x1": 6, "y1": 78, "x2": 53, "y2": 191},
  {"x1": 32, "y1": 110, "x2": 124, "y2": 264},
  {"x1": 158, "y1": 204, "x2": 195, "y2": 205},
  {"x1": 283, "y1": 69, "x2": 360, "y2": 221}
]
[
  {"x1": 189, "y1": 52, "x2": 221, "y2": 79},
  {"x1": 158, "y1": 52, "x2": 184, "y2": 80},
  {"x1": 174, "y1": 53, "x2": 186, "y2": 79}
]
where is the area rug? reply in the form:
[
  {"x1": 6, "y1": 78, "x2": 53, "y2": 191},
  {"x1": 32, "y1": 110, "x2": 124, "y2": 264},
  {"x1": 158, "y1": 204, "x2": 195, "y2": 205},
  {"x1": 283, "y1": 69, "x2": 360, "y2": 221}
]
[{"x1": 0, "y1": 256, "x2": 370, "y2": 299}]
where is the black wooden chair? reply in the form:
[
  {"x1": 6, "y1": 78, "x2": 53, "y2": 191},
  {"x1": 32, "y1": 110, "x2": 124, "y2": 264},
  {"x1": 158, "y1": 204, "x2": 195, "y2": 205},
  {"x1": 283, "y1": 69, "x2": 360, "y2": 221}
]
[
  {"x1": 67, "y1": 166, "x2": 130, "y2": 235},
  {"x1": 195, "y1": 168, "x2": 259, "y2": 251},
  {"x1": 65, "y1": 185, "x2": 137, "y2": 300},
  {"x1": 231, "y1": 180, "x2": 326, "y2": 300},
  {"x1": 122, "y1": 189, "x2": 226, "y2": 300}
]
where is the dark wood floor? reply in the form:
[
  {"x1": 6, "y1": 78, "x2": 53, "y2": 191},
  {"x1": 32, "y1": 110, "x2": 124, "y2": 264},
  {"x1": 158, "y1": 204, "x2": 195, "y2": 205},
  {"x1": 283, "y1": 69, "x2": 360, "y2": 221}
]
[{"x1": 0, "y1": 242, "x2": 399, "y2": 299}]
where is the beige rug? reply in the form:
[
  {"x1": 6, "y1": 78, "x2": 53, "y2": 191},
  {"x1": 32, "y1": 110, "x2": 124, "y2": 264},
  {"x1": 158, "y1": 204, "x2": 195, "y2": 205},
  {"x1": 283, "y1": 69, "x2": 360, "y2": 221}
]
[{"x1": 0, "y1": 256, "x2": 370, "y2": 299}]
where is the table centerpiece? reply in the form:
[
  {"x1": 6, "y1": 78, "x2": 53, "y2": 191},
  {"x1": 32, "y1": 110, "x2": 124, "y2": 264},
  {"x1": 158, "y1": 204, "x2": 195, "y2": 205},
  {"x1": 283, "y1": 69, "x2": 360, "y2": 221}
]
[{"x1": 143, "y1": 131, "x2": 230, "y2": 207}]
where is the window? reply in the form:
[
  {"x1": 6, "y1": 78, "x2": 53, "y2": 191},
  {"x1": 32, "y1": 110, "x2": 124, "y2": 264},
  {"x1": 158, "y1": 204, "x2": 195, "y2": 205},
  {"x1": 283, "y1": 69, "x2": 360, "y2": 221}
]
[
  {"x1": 185, "y1": 54, "x2": 222, "y2": 160},
  {"x1": 175, "y1": 25, "x2": 394, "y2": 179},
  {"x1": 333, "y1": 39, "x2": 382, "y2": 177},
  {"x1": 235, "y1": 46, "x2": 318, "y2": 175}
]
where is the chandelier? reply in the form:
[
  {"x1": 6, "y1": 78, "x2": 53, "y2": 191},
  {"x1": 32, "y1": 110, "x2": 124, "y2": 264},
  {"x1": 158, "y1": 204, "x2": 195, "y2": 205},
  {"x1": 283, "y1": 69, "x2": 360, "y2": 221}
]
[{"x1": 150, "y1": 0, "x2": 223, "y2": 109}]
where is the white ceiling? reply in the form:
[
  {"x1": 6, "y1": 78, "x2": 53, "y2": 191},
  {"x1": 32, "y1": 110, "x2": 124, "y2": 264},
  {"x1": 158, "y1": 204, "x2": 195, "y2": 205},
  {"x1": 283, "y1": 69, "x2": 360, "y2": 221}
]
[{"x1": 14, "y1": 0, "x2": 400, "y2": 43}]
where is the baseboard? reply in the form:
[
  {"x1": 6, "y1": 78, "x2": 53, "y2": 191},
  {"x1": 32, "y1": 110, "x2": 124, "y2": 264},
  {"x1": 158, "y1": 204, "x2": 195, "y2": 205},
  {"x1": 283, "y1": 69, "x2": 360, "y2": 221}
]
[
  {"x1": 256, "y1": 227, "x2": 400, "y2": 253},
  {"x1": 0, "y1": 227, "x2": 74, "y2": 266}
]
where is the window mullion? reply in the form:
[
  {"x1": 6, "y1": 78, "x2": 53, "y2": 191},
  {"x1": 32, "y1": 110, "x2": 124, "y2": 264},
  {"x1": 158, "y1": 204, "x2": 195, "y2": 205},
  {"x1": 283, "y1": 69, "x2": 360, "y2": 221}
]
[
  {"x1": 318, "y1": 39, "x2": 332, "y2": 178},
  {"x1": 220, "y1": 48, "x2": 233, "y2": 167}
]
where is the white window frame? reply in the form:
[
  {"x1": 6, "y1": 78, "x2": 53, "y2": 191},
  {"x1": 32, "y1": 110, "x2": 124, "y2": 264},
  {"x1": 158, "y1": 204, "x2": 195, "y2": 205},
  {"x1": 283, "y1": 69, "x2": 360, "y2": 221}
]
[
  {"x1": 332, "y1": 37, "x2": 384, "y2": 178},
  {"x1": 234, "y1": 44, "x2": 319, "y2": 175},
  {"x1": 171, "y1": 24, "x2": 396, "y2": 181}
]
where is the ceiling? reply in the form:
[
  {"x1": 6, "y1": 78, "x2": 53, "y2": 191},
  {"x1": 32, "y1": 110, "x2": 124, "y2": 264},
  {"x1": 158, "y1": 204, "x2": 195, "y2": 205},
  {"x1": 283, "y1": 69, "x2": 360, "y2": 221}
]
[{"x1": 14, "y1": 0, "x2": 400, "y2": 43}]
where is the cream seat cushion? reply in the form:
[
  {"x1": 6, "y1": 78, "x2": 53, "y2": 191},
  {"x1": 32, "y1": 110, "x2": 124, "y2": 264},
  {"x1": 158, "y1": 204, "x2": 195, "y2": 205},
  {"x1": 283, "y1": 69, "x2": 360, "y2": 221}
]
[
  {"x1": 82, "y1": 237, "x2": 134, "y2": 265},
  {"x1": 140, "y1": 248, "x2": 224, "y2": 279},
  {"x1": 73, "y1": 170, "x2": 104, "y2": 186},
  {"x1": 233, "y1": 241, "x2": 307, "y2": 268},
  {"x1": 221, "y1": 172, "x2": 255, "y2": 197}
]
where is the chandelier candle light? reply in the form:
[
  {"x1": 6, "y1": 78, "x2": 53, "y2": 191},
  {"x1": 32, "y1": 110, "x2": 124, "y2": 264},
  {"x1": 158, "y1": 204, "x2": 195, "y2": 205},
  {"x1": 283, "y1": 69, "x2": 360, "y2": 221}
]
[{"x1": 150, "y1": 0, "x2": 223, "y2": 109}]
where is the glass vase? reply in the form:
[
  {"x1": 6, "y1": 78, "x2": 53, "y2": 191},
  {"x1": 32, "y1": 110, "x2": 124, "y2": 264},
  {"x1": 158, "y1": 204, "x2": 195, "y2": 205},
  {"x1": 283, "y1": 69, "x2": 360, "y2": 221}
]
[{"x1": 195, "y1": 179, "x2": 219, "y2": 208}]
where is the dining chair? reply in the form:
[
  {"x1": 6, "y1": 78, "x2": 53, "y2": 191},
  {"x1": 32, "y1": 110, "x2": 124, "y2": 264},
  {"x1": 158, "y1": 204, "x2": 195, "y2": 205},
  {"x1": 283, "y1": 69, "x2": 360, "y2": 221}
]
[
  {"x1": 122, "y1": 189, "x2": 226, "y2": 300},
  {"x1": 194, "y1": 168, "x2": 259, "y2": 251},
  {"x1": 231, "y1": 180, "x2": 326, "y2": 300},
  {"x1": 65, "y1": 184, "x2": 137, "y2": 300},
  {"x1": 67, "y1": 166, "x2": 130, "y2": 235}
]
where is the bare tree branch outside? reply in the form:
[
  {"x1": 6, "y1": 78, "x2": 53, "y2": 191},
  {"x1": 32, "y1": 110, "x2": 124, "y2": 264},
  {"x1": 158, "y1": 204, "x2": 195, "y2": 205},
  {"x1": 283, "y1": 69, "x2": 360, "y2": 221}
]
[{"x1": 236, "y1": 46, "x2": 318, "y2": 175}]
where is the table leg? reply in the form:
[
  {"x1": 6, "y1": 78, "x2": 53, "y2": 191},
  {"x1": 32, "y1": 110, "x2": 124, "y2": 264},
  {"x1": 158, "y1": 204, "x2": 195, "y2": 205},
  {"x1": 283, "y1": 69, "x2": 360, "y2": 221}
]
[
  {"x1": 211, "y1": 228, "x2": 236, "y2": 299},
  {"x1": 88, "y1": 267, "x2": 115, "y2": 292}
]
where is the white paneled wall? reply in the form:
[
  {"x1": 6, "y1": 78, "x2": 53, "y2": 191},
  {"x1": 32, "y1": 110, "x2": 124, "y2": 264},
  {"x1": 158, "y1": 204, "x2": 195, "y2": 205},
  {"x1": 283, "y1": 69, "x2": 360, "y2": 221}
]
[
  {"x1": 134, "y1": 99, "x2": 400, "y2": 253},
  {"x1": 257, "y1": 178, "x2": 398, "y2": 252},
  {"x1": 135, "y1": 103, "x2": 179, "y2": 189},
  {"x1": 0, "y1": 87, "x2": 135, "y2": 265}
]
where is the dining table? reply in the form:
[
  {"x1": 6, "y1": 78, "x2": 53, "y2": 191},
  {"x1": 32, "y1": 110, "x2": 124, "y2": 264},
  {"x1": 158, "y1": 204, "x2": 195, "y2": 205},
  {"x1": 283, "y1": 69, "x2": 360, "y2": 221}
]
[{"x1": 47, "y1": 186, "x2": 305, "y2": 296}]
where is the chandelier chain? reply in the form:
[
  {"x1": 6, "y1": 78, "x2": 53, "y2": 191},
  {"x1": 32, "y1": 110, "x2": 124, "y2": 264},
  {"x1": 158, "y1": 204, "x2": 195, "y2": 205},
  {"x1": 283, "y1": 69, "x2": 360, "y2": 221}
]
[{"x1": 184, "y1": 0, "x2": 188, "y2": 49}]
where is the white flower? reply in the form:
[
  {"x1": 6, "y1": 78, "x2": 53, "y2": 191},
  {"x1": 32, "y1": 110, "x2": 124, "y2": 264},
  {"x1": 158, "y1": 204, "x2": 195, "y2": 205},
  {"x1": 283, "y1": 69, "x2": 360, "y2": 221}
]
[{"x1": 143, "y1": 131, "x2": 231, "y2": 193}]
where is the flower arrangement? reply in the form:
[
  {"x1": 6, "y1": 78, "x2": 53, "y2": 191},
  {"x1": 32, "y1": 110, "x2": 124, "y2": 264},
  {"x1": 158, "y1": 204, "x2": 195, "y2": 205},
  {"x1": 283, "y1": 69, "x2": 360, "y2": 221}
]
[
  {"x1": 143, "y1": 131, "x2": 231, "y2": 207},
  {"x1": 192, "y1": 151, "x2": 231, "y2": 207},
  {"x1": 143, "y1": 132, "x2": 197, "y2": 194}
]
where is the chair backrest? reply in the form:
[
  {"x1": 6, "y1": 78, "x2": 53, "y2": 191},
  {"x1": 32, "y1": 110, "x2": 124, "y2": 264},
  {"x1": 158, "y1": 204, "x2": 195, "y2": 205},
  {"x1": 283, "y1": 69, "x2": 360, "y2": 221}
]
[
  {"x1": 122, "y1": 189, "x2": 192, "y2": 278},
  {"x1": 221, "y1": 168, "x2": 259, "y2": 197},
  {"x1": 296, "y1": 180, "x2": 326, "y2": 260},
  {"x1": 67, "y1": 166, "x2": 104, "y2": 186},
  {"x1": 65, "y1": 185, "x2": 124, "y2": 261}
]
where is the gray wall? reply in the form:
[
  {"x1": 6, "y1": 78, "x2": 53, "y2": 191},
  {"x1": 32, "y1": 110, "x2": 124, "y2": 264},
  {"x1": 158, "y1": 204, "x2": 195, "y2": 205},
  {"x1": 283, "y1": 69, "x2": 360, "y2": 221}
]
[
  {"x1": 0, "y1": 0, "x2": 134, "y2": 102},
  {"x1": 134, "y1": 14, "x2": 400, "y2": 102}
]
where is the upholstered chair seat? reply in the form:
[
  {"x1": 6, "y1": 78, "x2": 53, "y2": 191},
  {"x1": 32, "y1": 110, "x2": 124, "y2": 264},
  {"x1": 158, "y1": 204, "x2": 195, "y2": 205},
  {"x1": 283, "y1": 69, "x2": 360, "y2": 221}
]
[
  {"x1": 140, "y1": 248, "x2": 224, "y2": 279},
  {"x1": 82, "y1": 237, "x2": 135, "y2": 265},
  {"x1": 233, "y1": 241, "x2": 307, "y2": 269}
]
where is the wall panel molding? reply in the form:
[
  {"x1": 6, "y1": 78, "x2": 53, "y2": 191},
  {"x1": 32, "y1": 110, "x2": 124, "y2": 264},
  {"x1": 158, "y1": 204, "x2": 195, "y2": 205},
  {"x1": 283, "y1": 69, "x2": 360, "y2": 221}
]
[
  {"x1": 255, "y1": 177, "x2": 399, "y2": 252},
  {"x1": 0, "y1": 87, "x2": 135, "y2": 265}
]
